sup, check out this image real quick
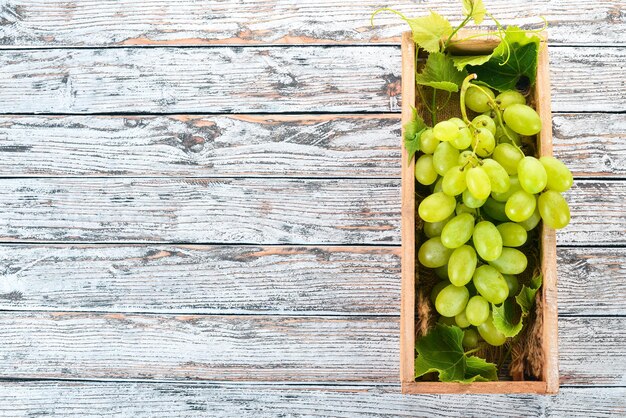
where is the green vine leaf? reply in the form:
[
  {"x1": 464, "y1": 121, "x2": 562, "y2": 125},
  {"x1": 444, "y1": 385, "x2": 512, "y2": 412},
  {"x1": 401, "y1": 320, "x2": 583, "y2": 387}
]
[
  {"x1": 462, "y1": 0, "x2": 486, "y2": 25},
  {"x1": 492, "y1": 274, "x2": 542, "y2": 337},
  {"x1": 414, "y1": 324, "x2": 498, "y2": 382},
  {"x1": 450, "y1": 54, "x2": 493, "y2": 71},
  {"x1": 415, "y1": 52, "x2": 468, "y2": 92},
  {"x1": 404, "y1": 107, "x2": 426, "y2": 162},
  {"x1": 407, "y1": 11, "x2": 453, "y2": 53},
  {"x1": 467, "y1": 26, "x2": 541, "y2": 92}
]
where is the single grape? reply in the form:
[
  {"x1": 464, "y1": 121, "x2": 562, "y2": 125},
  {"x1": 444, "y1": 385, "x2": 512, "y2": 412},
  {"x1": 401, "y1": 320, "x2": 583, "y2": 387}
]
[
  {"x1": 414, "y1": 154, "x2": 438, "y2": 186},
  {"x1": 518, "y1": 207, "x2": 542, "y2": 231},
  {"x1": 473, "y1": 265, "x2": 509, "y2": 304},
  {"x1": 465, "y1": 295, "x2": 490, "y2": 326},
  {"x1": 505, "y1": 190, "x2": 537, "y2": 222},
  {"x1": 495, "y1": 125, "x2": 522, "y2": 146},
  {"x1": 450, "y1": 127, "x2": 473, "y2": 150},
  {"x1": 466, "y1": 166, "x2": 491, "y2": 200},
  {"x1": 430, "y1": 280, "x2": 450, "y2": 305},
  {"x1": 442, "y1": 166, "x2": 467, "y2": 197},
  {"x1": 481, "y1": 159, "x2": 510, "y2": 193},
  {"x1": 503, "y1": 104, "x2": 542, "y2": 136},
  {"x1": 493, "y1": 143, "x2": 523, "y2": 175},
  {"x1": 472, "y1": 114, "x2": 497, "y2": 135},
  {"x1": 441, "y1": 213, "x2": 475, "y2": 249},
  {"x1": 432, "y1": 177, "x2": 443, "y2": 193},
  {"x1": 419, "y1": 128, "x2": 439, "y2": 155},
  {"x1": 495, "y1": 90, "x2": 526, "y2": 109},
  {"x1": 435, "y1": 284, "x2": 470, "y2": 317},
  {"x1": 462, "y1": 189, "x2": 487, "y2": 209},
  {"x1": 456, "y1": 203, "x2": 478, "y2": 216},
  {"x1": 496, "y1": 222, "x2": 528, "y2": 247},
  {"x1": 434, "y1": 265, "x2": 449, "y2": 280},
  {"x1": 448, "y1": 117, "x2": 467, "y2": 128},
  {"x1": 423, "y1": 214, "x2": 453, "y2": 238},
  {"x1": 418, "y1": 192, "x2": 456, "y2": 223},
  {"x1": 472, "y1": 221, "x2": 503, "y2": 261},
  {"x1": 482, "y1": 198, "x2": 510, "y2": 222},
  {"x1": 488, "y1": 247, "x2": 528, "y2": 275},
  {"x1": 458, "y1": 150, "x2": 475, "y2": 166},
  {"x1": 503, "y1": 274, "x2": 519, "y2": 296},
  {"x1": 478, "y1": 314, "x2": 507, "y2": 346},
  {"x1": 448, "y1": 245, "x2": 477, "y2": 287},
  {"x1": 472, "y1": 129, "x2": 496, "y2": 157},
  {"x1": 518, "y1": 156, "x2": 548, "y2": 194},
  {"x1": 540, "y1": 156, "x2": 574, "y2": 192},
  {"x1": 433, "y1": 141, "x2": 460, "y2": 176},
  {"x1": 465, "y1": 86, "x2": 495, "y2": 113},
  {"x1": 434, "y1": 120, "x2": 460, "y2": 142},
  {"x1": 492, "y1": 175, "x2": 521, "y2": 202},
  {"x1": 462, "y1": 328, "x2": 479, "y2": 348},
  {"x1": 538, "y1": 190, "x2": 571, "y2": 229},
  {"x1": 418, "y1": 237, "x2": 453, "y2": 268},
  {"x1": 455, "y1": 310, "x2": 472, "y2": 328}
]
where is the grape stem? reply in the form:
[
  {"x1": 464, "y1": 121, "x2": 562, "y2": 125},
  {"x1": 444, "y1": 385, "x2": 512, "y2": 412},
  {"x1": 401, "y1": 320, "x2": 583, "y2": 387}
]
[{"x1": 464, "y1": 347, "x2": 482, "y2": 356}]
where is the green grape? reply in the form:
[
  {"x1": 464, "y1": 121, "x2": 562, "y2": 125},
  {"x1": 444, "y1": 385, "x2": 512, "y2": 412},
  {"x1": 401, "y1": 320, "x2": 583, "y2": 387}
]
[
  {"x1": 465, "y1": 86, "x2": 495, "y2": 113},
  {"x1": 472, "y1": 114, "x2": 497, "y2": 135},
  {"x1": 538, "y1": 190, "x2": 571, "y2": 229},
  {"x1": 478, "y1": 314, "x2": 507, "y2": 346},
  {"x1": 418, "y1": 237, "x2": 453, "y2": 268},
  {"x1": 448, "y1": 245, "x2": 477, "y2": 286},
  {"x1": 456, "y1": 203, "x2": 477, "y2": 216},
  {"x1": 418, "y1": 192, "x2": 456, "y2": 223},
  {"x1": 495, "y1": 90, "x2": 526, "y2": 109},
  {"x1": 540, "y1": 156, "x2": 574, "y2": 192},
  {"x1": 492, "y1": 175, "x2": 521, "y2": 202},
  {"x1": 414, "y1": 154, "x2": 438, "y2": 186},
  {"x1": 471, "y1": 129, "x2": 496, "y2": 157},
  {"x1": 435, "y1": 265, "x2": 449, "y2": 280},
  {"x1": 495, "y1": 125, "x2": 522, "y2": 146},
  {"x1": 503, "y1": 104, "x2": 542, "y2": 136},
  {"x1": 442, "y1": 166, "x2": 467, "y2": 196},
  {"x1": 455, "y1": 310, "x2": 471, "y2": 328},
  {"x1": 458, "y1": 150, "x2": 475, "y2": 166},
  {"x1": 482, "y1": 198, "x2": 509, "y2": 222},
  {"x1": 518, "y1": 207, "x2": 541, "y2": 231},
  {"x1": 472, "y1": 221, "x2": 502, "y2": 261},
  {"x1": 433, "y1": 141, "x2": 460, "y2": 176},
  {"x1": 496, "y1": 222, "x2": 528, "y2": 247},
  {"x1": 466, "y1": 166, "x2": 491, "y2": 200},
  {"x1": 450, "y1": 127, "x2": 473, "y2": 150},
  {"x1": 462, "y1": 189, "x2": 487, "y2": 209},
  {"x1": 488, "y1": 247, "x2": 528, "y2": 275},
  {"x1": 434, "y1": 120, "x2": 460, "y2": 142},
  {"x1": 505, "y1": 190, "x2": 537, "y2": 222},
  {"x1": 503, "y1": 274, "x2": 519, "y2": 296},
  {"x1": 435, "y1": 284, "x2": 470, "y2": 317},
  {"x1": 423, "y1": 214, "x2": 452, "y2": 238},
  {"x1": 419, "y1": 128, "x2": 439, "y2": 155},
  {"x1": 518, "y1": 156, "x2": 548, "y2": 194},
  {"x1": 472, "y1": 265, "x2": 509, "y2": 304},
  {"x1": 481, "y1": 159, "x2": 510, "y2": 193},
  {"x1": 441, "y1": 213, "x2": 475, "y2": 249},
  {"x1": 448, "y1": 117, "x2": 467, "y2": 128},
  {"x1": 465, "y1": 295, "x2": 490, "y2": 326},
  {"x1": 430, "y1": 280, "x2": 450, "y2": 305},
  {"x1": 462, "y1": 328, "x2": 479, "y2": 348},
  {"x1": 493, "y1": 143, "x2": 523, "y2": 175},
  {"x1": 432, "y1": 177, "x2": 443, "y2": 193},
  {"x1": 438, "y1": 315, "x2": 457, "y2": 326}
]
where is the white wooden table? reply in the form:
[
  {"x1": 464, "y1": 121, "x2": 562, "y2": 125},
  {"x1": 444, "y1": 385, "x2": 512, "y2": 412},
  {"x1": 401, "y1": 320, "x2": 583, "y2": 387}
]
[{"x1": 0, "y1": 1, "x2": 624, "y2": 416}]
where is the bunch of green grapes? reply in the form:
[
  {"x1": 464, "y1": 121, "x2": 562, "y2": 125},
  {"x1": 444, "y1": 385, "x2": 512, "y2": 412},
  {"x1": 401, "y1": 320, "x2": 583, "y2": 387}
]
[{"x1": 415, "y1": 85, "x2": 573, "y2": 348}]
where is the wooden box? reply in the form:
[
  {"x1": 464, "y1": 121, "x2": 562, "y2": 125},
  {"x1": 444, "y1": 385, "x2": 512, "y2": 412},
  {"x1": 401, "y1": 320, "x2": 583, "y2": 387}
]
[{"x1": 400, "y1": 31, "x2": 558, "y2": 394}]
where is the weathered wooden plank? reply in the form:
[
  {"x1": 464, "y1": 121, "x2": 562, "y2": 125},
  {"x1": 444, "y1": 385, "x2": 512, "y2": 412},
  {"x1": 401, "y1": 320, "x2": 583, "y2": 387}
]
[
  {"x1": 0, "y1": 0, "x2": 623, "y2": 47},
  {"x1": 0, "y1": 47, "x2": 623, "y2": 113},
  {"x1": 0, "y1": 314, "x2": 622, "y2": 385},
  {"x1": 0, "y1": 178, "x2": 400, "y2": 244},
  {"x1": 0, "y1": 178, "x2": 620, "y2": 245},
  {"x1": 0, "y1": 245, "x2": 401, "y2": 314},
  {"x1": 0, "y1": 115, "x2": 401, "y2": 177},
  {"x1": 0, "y1": 383, "x2": 624, "y2": 418}
]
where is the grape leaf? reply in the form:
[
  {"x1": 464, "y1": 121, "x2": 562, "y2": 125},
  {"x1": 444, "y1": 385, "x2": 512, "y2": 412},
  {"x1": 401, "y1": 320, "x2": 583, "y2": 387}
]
[
  {"x1": 492, "y1": 274, "x2": 542, "y2": 337},
  {"x1": 414, "y1": 324, "x2": 498, "y2": 382},
  {"x1": 415, "y1": 52, "x2": 468, "y2": 92},
  {"x1": 403, "y1": 107, "x2": 426, "y2": 162},
  {"x1": 462, "y1": 0, "x2": 486, "y2": 25},
  {"x1": 406, "y1": 11, "x2": 453, "y2": 53},
  {"x1": 467, "y1": 26, "x2": 541, "y2": 92},
  {"x1": 450, "y1": 54, "x2": 492, "y2": 71}
]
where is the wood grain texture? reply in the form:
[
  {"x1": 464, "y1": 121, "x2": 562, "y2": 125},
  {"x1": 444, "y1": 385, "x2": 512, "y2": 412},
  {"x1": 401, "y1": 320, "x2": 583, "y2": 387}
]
[
  {"x1": 0, "y1": 47, "x2": 623, "y2": 113},
  {"x1": 0, "y1": 178, "x2": 400, "y2": 244},
  {"x1": 0, "y1": 114, "x2": 401, "y2": 177},
  {"x1": 0, "y1": 313, "x2": 622, "y2": 385},
  {"x1": 0, "y1": 0, "x2": 623, "y2": 46},
  {"x1": 0, "y1": 245, "x2": 401, "y2": 315},
  {"x1": 0, "y1": 383, "x2": 624, "y2": 418},
  {"x1": 0, "y1": 178, "x2": 621, "y2": 245}
]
